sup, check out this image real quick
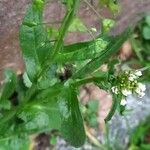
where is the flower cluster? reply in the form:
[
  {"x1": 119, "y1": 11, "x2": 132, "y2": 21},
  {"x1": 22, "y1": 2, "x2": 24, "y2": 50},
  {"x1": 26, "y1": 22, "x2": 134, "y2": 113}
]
[{"x1": 111, "y1": 70, "x2": 146, "y2": 106}]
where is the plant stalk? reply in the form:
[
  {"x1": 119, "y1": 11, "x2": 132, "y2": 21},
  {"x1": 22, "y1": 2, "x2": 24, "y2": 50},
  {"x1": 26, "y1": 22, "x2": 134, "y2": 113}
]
[{"x1": 38, "y1": 0, "x2": 79, "y2": 79}]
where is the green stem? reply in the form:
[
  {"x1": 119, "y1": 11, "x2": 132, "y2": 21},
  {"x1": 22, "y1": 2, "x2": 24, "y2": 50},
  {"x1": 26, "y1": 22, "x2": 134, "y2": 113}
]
[
  {"x1": 23, "y1": 84, "x2": 37, "y2": 102},
  {"x1": 38, "y1": 0, "x2": 79, "y2": 79},
  {"x1": 105, "y1": 94, "x2": 118, "y2": 122},
  {"x1": 104, "y1": 123, "x2": 112, "y2": 150},
  {"x1": 73, "y1": 76, "x2": 105, "y2": 87}
]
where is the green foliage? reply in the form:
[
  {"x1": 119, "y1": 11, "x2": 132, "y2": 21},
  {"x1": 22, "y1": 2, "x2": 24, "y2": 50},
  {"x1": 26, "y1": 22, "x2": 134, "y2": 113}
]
[
  {"x1": 20, "y1": 2, "x2": 52, "y2": 82},
  {"x1": 55, "y1": 36, "x2": 108, "y2": 62},
  {"x1": 68, "y1": 17, "x2": 87, "y2": 32},
  {"x1": 143, "y1": 26, "x2": 150, "y2": 40},
  {"x1": 23, "y1": 72, "x2": 32, "y2": 88},
  {"x1": 0, "y1": 69, "x2": 17, "y2": 110},
  {"x1": 130, "y1": 15, "x2": 150, "y2": 82},
  {"x1": 17, "y1": 98, "x2": 61, "y2": 133},
  {"x1": 37, "y1": 65, "x2": 58, "y2": 89},
  {"x1": 102, "y1": 18, "x2": 115, "y2": 32},
  {"x1": 0, "y1": 0, "x2": 134, "y2": 149},
  {"x1": 129, "y1": 116, "x2": 150, "y2": 149},
  {"x1": 50, "y1": 135, "x2": 57, "y2": 146},
  {"x1": 145, "y1": 16, "x2": 150, "y2": 26},
  {"x1": 105, "y1": 94, "x2": 118, "y2": 122},
  {"x1": 73, "y1": 30, "x2": 130, "y2": 79},
  {"x1": 58, "y1": 86, "x2": 86, "y2": 147},
  {"x1": 99, "y1": 0, "x2": 119, "y2": 14},
  {"x1": 0, "y1": 135, "x2": 30, "y2": 150},
  {"x1": 47, "y1": 26, "x2": 59, "y2": 40},
  {"x1": 62, "y1": 0, "x2": 75, "y2": 10},
  {"x1": 140, "y1": 144, "x2": 150, "y2": 150},
  {"x1": 86, "y1": 100, "x2": 99, "y2": 127}
]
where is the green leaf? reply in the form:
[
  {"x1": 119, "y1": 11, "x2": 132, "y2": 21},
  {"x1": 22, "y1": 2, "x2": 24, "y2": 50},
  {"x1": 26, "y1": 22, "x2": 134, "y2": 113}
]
[
  {"x1": 131, "y1": 38, "x2": 143, "y2": 62},
  {"x1": 47, "y1": 26, "x2": 59, "y2": 40},
  {"x1": 38, "y1": 0, "x2": 79, "y2": 78},
  {"x1": 16, "y1": 75, "x2": 27, "y2": 102},
  {"x1": 130, "y1": 116, "x2": 150, "y2": 145},
  {"x1": 142, "y1": 25, "x2": 150, "y2": 40},
  {"x1": 17, "y1": 98, "x2": 61, "y2": 133},
  {"x1": 141, "y1": 144, "x2": 150, "y2": 150},
  {"x1": 0, "y1": 100, "x2": 11, "y2": 110},
  {"x1": 33, "y1": 0, "x2": 45, "y2": 10},
  {"x1": 102, "y1": 18, "x2": 115, "y2": 32},
  {"x1": 73, "y1": 30, "x2": 130, "y2": 79},
  {"x1": 50, "y1": 136, "x2": 57, "y2": 145},
  {"x1": 145, "y1": 15, "x2": 150, "y2": 26},
  {"x1": 37, "y1": 65, "x2": 58, "y2": 89},
  {"x1": 105, "y1": 94, "x2": 118, "y2": 122},
  {"x1": 58, "y1": 87, "x2": 86, "y2": 147},
  {"x1": 55, "y1": 36, "x2": 108, "y2": 62},
  {"x1": 20, "y1": 3, "x2": 52, "y2": 82},
  {"x1": 0, "y1": 135, "x2": 30, "y2": 150},
  {"x1": 87, "y1": 114, "x2": 98, "y2": 127},
  {"x1": 86, "y1": 100, "x2": 99, "y2": 127},
  {"x1": 36, "y1": 83, "x2": 63, "y2": 100},
  {"x1": 68, "y1": 17, "x2": 87, "y2": 32},
  {"x1": 99, "y1": 0, "x2": 119, "y2": 14},
  {"x1": 108, "y1": 59, "x2": 119, "y2": 75},
  {"x1": 23, "y1": 72, "x2": 32, "y2": 88},
  {"x1": 0, "y1": 69, "x2": 17, "y2": 100},
  {"x1": 0, "y1": 69, "x2": 17, "y2": 109},
  {"x1": 62, "y1": 0, "x2": 75, "y2": 10},
  {"x1": 87, "y1": 100, "x2": 99, "y2": 113}
]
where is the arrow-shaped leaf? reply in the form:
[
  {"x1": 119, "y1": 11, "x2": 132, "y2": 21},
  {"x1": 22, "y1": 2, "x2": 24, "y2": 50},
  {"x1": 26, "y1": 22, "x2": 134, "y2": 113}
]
[{"x1": 55, "y1": 36, "x2": 108, "y2": 62}]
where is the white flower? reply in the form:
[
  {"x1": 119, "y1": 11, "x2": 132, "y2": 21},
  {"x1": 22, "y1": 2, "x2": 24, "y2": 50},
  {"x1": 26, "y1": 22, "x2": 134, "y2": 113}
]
[
  {"x1": 122, "y1": 89, "x2": 132, "y2": 96},
  {"x1": 137, "y1": 83, "x2": 146, "y2": 91},
  {"x1": 129, "y1": 74, "x2": 137, "y2": 81},
  {"x1": 111, "y1": 86, "x2": 118, "y2": 94},
  {"x1": 128, "y1": 70, "x2": 142, "y2": 81},
  {"x1": 138, "y1": 92, "x2": 145, "y2": 98},
  {"x1": 134, "y1": 70, "x2": 142, "y2": 77},
  {"x1": 135, "y1": 83, "x2": 146, "y2": 98},
  {"x1": 135, "y1": 88, "x2": 140, "y2": 94},
  {"x1": 120, "y1": 99, "x2": 127, "y2": 106}
]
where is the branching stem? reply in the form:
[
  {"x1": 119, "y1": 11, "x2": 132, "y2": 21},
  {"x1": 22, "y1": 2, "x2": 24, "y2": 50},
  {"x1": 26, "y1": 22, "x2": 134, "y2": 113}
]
[{"x1": 38, "y1": 0, "x2": 79, "y2": 79}]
